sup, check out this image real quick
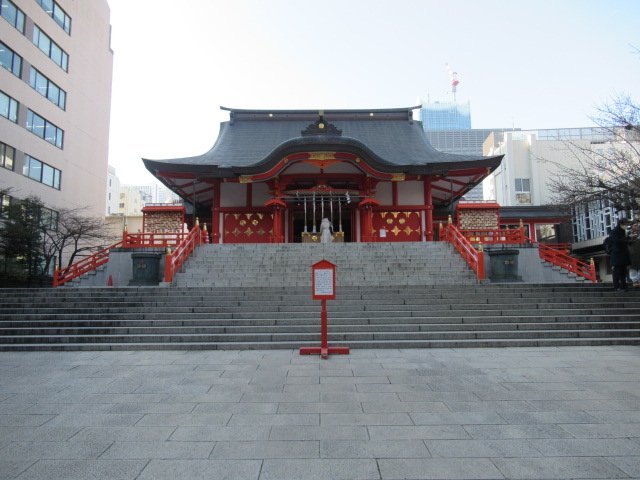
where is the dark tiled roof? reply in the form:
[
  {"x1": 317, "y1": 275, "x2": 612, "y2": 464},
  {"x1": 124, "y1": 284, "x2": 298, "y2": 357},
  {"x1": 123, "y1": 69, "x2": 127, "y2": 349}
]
[{"x1": 143, "y1": 107, "x2": 502, "y2": 175}]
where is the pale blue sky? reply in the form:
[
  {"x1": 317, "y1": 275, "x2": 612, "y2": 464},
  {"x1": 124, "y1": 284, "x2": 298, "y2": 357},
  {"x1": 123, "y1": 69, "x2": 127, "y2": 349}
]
[{"x1": 107, "y1": 0, "x2": 640, "y2": 184}]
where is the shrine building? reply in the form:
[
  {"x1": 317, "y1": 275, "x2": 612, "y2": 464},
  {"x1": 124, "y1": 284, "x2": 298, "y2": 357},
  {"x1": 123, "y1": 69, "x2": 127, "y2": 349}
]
[{"x1": 142, "y1": 107, "x2": 504, "y2": 243}]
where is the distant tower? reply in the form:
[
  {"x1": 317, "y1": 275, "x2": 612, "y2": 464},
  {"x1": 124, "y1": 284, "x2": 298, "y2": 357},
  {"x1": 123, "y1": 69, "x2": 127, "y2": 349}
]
[{"x1": 445, "y1": 63, "x2": 460, "y2": 102}]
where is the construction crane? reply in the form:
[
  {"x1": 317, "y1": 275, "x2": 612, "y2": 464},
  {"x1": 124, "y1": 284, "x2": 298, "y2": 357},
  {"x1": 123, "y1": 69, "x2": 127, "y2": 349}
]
[{"x1": 445, "y1": 63, "x2": 460, "y2": 102}]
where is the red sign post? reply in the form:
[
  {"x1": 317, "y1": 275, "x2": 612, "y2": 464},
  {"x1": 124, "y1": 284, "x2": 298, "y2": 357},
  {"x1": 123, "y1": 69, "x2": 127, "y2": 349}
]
[{"x1": 300, "y1": 259, "x2": 350, "y2": 359}]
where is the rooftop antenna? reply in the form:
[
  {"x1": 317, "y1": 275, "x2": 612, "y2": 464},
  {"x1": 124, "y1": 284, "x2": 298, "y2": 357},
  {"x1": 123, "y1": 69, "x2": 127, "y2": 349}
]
[{"x1": 445, "y1": 63, "x2": 460, "y2": 102}]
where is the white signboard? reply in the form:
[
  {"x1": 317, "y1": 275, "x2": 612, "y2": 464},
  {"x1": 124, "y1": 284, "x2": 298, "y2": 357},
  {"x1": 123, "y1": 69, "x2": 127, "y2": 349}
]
[
  {"x1": 314, "y1": 268, "x2": 334, "y2": 297},
  {"x1": 379, "y1": 228, "x2": 387, "y2": 238}
]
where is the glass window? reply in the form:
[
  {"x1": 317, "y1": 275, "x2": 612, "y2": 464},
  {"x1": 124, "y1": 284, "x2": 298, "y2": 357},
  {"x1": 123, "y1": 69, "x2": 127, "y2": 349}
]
[
  {"x1": 53, "y1": 168, "x2": 60, "y2": 189},
  {"x1": 0, "y1": 193, "x2": 11, "y2": 217},
  {"x1": 0, "y1": 90, "x2": 18, "y2": 123},
  {"x1": 42, "y1": 163, "x2": 54, "y2": 187},
  {"x1": 35, "y1": 0, "x2": 71, "y2": 34},
  {"x1": 23, "y1": 155, "x2": 61, "y2": 189},
  {"x1": 25, "y1": 156, "x2": 42, "y2": 181},
  {"x1": 44, "y1": 122, "x2": 57, "y2": 144},
  {"x1": 26, "y1": 110, "x2": 63, "y2": 148},
  {"x1": 32, "y1": 25, "x2": 69, "y2": 71},
  {"x1": 0, "y1": 142, "x2": 15, "y2": 170},
  {"x1": 1, "y1": 0, "x2": 25, "y2": 33},
  {"x1": 29, "y1": 67, "x2": 66, "y2": 109},
  {"x1": 0, "y1": 41, "x2": 22, "y2": 77}
]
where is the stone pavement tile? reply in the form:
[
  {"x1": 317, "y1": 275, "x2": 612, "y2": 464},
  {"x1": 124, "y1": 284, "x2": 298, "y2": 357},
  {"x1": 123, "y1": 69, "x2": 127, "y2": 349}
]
[
  {"x1": 160, "y1": 391, "x2": 244, "y2": 402},
  {"x1": 463, "y1": 424, "x2": 573, "y2": 439},
  {"x1": 530, "y1": 438, "x2": 640, "y2": 456},
  {"x1": 397, "y1": 392, "x2": 481, "y2": 402},
  {"x1": 170, "y1": 426, "x2": 271, "y2": 441},
  {"x1": 425, "y1": 439, "x2": 542, "y2": 458},
  {"x1": 321, "y1": 413, "x2": 412, "y2": 426},
  {"x1": 0, "y1": 460, "x2": 35, "y2": 480},
  {"x1": 137, "y1": 459, "x2": 261, "y2": 480},
  {"x1": 559, "y1": 423, "x2": 640, "y2": 438},
  {"x1": 259, "y1": 459, "x2": 379, "y2": 480},
  {"x1": 45, "y1": 413, "x2": 142, "y2": 428},
  {"x1": 320, "y1": 393, "x2": 399, "y2": 403},
  {"x1": 500, "y1": 382, "x2": 584, "y2": 391},
  {"x1": 277, "y1": 402, "x2": 363, "y2": 414},
  {"x1": 0, "y1": 426, "x2": 79, "y2": 442},
  {"x1": 606, "y1": 456, "x2": 640, "y2": 477},
  {"x1": 320, "y1": 440, "x2": 429, "y2": 459},
  {"x1": 99, "y1": 440, "x2": 214, "y2": 459},
  {"x1": 0, "y1": 403, "x2": 34, "y2": 415},
  {"x1": 0, "y1": 441, "x2": 112, "y2": 460},
  {"x1": 136, "y1": 413, "x2": 231, "y2": 427},
  {"x1": 321, "y1": 376, "x2": 389, "y2": 384},
  {"x1": 528, "y1": 399, "x2": 637, "y2": 411},
  {"x1": 283, "y1": 384, "x2": 357, "y2": 393},
  {"x1": 377, "y1": 458, "x2": 503, "y2": 480},
  {"x1": 194, "y1": 402, "x2": 278, "y2": 414},
  {"x1": 14, "y1": 459, "x2": 148, "y2": 480},
  {"x1": 107, "y1": 402, "x2": 196, "y2": 414},
  {"x1": 475, "y1": 389, "x2": 615, "y2": 401},
  {"x1": 491, "y1": 457, "x2": 628, "y2": 479},
  {"x1": 410, "y1": 412, "x2": 504, "y2": 425},
  {"x1": 586, "y1": 410, "x2": 640, "y2": 423},
  {"x1": 368, "y1": 425, "x2": 469, "y2": 440},
  {"x1": 269, "y1": 426, "x2": 369, "y2": 441},
  {"x1": 211, "y1": 440, "x2": 318, "y2": 459},
  {"x1": 229, "y1": 414, "x2": 318, "y2": 426},
  {"x1": 284, "y1": 376, "x2": 319, "y2": 385},
  {"x1": 84, "y1": 393, "x2": 165, "y2": 404},
  {"x1": 0, "y1": 415, "x2": 54, "y2": 427},
  {"x1": 355, "y1": 384, "x2": 419, "y2": 393},
  {"x1": 25, "y1": 403, "x2": 117, "y2": 415},
  {"x1": 362, "y1": 401, "x2": 449, "y2": 413},
  {"x1": 69, "y1": 426, "x2": 175, "y2": 442},
  {"x1": 445, "y1": 400, "x2": 538, "y2": 413},
  {"x1": 240, "y1": 392, "x2": 320, "y2": 403},
  {"x1": 497, "y1": 411, "x2": 598, "y2": 424}
]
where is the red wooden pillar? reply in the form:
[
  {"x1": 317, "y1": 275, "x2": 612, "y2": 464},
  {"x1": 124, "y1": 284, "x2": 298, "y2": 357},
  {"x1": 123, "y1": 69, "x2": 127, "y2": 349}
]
[
  {"x1": 359, "y1": 198, "x2": 380, "y2": 242},
  {"x1": 423, "y1": 177, "x2": 434, "y2": 241},
  {"x1": 265, "y1": 198, "x2": 286, "y2": 243},
  {"x1": 211, "y1": 179, "x2": 221, "y2": 244}
]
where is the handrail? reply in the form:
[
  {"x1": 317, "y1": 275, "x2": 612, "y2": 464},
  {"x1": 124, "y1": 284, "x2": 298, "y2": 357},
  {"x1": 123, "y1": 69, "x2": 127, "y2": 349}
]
[
  {"x1": 459, "y1": 227, "x2": 527, "y2": 245},
  {"x1": 53, "y1": 240, "x2": 123, "y2": 287},
  {"x1": 123, "y1": 232, "x2": 188, "y2": 248},
  {"x1": 441, "y1": 224, "x2": 485, "y2": 280},
  {"x1": 164, "y1": 225, "x2": 203, "y2": 284},
  {"x1": 538, "y1": 243, "x2": 597, "y2": 283}
]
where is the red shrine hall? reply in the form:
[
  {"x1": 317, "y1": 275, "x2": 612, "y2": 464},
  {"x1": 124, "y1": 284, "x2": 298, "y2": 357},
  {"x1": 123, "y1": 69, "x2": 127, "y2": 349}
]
[{"x1": 142, "y1": 107, "x2": 505, "y2": 243}]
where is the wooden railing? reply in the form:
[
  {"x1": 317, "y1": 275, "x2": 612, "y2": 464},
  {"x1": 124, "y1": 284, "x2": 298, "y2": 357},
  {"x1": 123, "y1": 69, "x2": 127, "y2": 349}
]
[
  {"x1": 459, "y1": 227, "x2": 527, "y2": 245},
  {"x1": 53, "y1": 226, "x2": 208, "y2": 287},
  {"x1": 538, "y1": 242, "x2": 597, "y2": 283},
  {"x1": 53, "y1": 240, "x2": 123, "y2": 287},
  {"x1": 440, "y1": 224, "x2": 485, "y2": 280},
  {"x1": 164, "y1": 225, "x2": 204, "y2": 284}
]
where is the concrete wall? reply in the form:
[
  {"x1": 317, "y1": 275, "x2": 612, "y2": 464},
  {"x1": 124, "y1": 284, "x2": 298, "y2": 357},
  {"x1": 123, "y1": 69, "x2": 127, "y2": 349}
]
[{"x1": 68, "y1": 249, "x2": 167, "y2": 287}]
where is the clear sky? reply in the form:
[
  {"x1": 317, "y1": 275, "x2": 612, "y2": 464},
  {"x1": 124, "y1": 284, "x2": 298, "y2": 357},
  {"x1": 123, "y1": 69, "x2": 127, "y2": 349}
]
[{"x1": 107, "y1": 0, "x2": 640, "y2": 185}]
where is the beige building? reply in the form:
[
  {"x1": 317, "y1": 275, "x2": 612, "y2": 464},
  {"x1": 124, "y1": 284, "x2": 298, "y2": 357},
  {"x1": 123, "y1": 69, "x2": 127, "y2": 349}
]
[{"x1": 0, "y1": 0, "x2": 113, "y2": 220}]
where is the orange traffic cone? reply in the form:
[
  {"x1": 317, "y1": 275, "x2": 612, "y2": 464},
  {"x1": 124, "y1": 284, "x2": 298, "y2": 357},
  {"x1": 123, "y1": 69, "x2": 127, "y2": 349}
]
[{"x1": 107, "y1": 275, "x2": 113, "y2": 287}]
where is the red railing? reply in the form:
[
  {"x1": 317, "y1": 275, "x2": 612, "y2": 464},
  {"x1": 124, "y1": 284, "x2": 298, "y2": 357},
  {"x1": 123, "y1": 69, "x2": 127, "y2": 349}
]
[
  {"x1": 459, "y1": 227, "x2": 527, "y2": 245},
  {"x1": 123, "y1": 231, "x2": 188, "y2": 248},
  {"x1": 164, "y1": 225, "x2": 204, "y2": 284},
  {"x1": 440, "y1": 224, "x2": 485, "y2": 280},
  {"x1": 53, "y1": 226, "x2": 209, "y2": 287},
  {"x1": 538, "y1": 242, "x2": 597, "y2": 283},
  {"x1": 53, "y1": 239, "x2": 123, "y2": 287}
]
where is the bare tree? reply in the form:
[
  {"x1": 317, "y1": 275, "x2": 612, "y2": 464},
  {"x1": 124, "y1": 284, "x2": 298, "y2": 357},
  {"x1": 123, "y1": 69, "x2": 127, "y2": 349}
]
[
  {"x1": 547, "y1": 95, "x2": 640, "y2": 222},
  {"x1": 41, "y1": 207, "x2": 116, "y2": 274}
]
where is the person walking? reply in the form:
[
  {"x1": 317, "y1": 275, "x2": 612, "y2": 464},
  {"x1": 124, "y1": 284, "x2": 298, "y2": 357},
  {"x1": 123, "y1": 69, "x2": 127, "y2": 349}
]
[{"x1": 606, "y1": 219, "x2": 632, "y2": 291}]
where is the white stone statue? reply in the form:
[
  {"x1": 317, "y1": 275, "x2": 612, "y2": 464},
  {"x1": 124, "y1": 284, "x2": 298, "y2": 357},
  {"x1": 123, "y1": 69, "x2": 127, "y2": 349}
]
[{"x1": 320, "y1": 217, "x2": 333, "y2": 243}]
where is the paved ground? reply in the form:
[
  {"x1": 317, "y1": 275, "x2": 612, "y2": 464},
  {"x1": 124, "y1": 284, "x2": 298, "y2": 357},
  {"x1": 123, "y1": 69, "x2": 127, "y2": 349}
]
[{"x1": 0, "y1": 346, "x2": 639, "y2": 479}]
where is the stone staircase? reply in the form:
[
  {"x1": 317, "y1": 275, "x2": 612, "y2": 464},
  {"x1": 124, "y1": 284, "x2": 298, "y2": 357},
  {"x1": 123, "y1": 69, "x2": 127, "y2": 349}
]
[
  {"x1": 0, "y1": 241, "x2": 638, "y2": 350},
  {"x1": 174, "y1": 243, "x2": 478, "y2": 288}
]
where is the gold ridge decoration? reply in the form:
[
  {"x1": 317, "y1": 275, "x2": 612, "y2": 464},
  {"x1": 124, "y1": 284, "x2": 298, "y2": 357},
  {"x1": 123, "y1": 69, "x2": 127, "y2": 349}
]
[
  {"x1": 391, "y1": 173, "x2": 405, "y2": 182},
  {"x1": 239, "y1": 176, "x2": 253, "y2": 184},
  {"x1": 308, "y1": 151, "x2": 337, "y2": 161}
]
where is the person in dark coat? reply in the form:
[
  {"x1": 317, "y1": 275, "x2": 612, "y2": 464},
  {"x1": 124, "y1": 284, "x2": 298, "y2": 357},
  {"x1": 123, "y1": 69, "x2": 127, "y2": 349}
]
[{"x1": 607, "y1": 219, "x2": 632, "y2": 290}]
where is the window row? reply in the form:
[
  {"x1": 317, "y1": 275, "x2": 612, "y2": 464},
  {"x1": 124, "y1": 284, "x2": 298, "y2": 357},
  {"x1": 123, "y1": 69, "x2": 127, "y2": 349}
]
[
  {"x1": 0, "y1": 193, "x2": 59, "y2": 231},
  {"x1": 32, "y1": 25, "x2": 68, "y2": 71},
  {"x1": 35, "y1": 0, "x2": 71, "y2": 34},
  {"x1": 1, "y1": 0, "x2": 24, "y2": 33},
  {"x1": 0, "y1": 141, "x2": 15, "y2": 170},
  {"x1": 29, "y1": 67, "x2": 66, "y2": 109},
  {"x1": 0, "y1": 41, "x2": 22, "y2": 77},
  {"x1": 27, "y1": 109, "x2": 64, "y2": 148},
  {"x1": 0, "y1": 90, "x2": 18, "y2": 123},
  {"x1": 23, "y1": 155, "x2": 61, "y2": 189}
]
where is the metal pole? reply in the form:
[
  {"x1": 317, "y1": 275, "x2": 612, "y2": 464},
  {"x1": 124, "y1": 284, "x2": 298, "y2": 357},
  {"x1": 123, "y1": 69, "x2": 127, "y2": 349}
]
[
  {"x1": 304, "y1": 196, "x2": 307, "y2": 233},
  {"x1": 338, "y1": 196, "x2": 343, "y2": 232},
  {"x1": 321, "y1": 299, "x2": 328, "y2": 359},
  {"x1": 312, "y1": 193, "x2": 316, "y2": 233}
]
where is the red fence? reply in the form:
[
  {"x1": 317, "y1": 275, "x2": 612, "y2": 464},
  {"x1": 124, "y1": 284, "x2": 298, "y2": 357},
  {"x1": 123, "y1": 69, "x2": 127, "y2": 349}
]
[
  {"x1": 538, "y1": 243, "x2": 597, "y2": 283},
  {"x1": 440, "y1": 224, "x2": 485, "y2": 281},
  {"x1": 53, "y1": 226, "x2": 209, "y2": 287}
]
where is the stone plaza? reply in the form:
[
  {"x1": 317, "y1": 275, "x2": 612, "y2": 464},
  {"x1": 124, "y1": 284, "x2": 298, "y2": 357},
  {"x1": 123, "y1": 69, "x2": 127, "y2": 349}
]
[{"x1": 1, "y1": 346, "x2": 640, "y2": 479}]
